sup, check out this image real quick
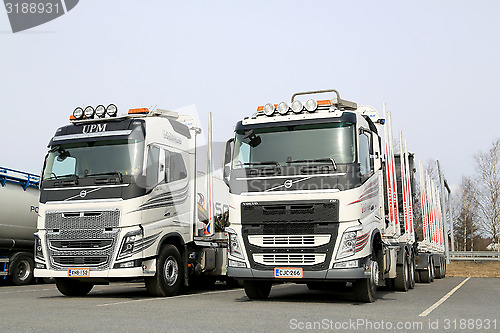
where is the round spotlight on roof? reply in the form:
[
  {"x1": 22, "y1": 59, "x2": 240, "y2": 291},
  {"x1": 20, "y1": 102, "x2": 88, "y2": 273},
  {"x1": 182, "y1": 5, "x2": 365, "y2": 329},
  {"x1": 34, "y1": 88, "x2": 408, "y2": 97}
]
[
  {"x1": 291, "y1": 100, "x2": 303, "y2": 114},
  {"x1": 263, "y1": 103, "x2": 275, "y2": 116},
  {"x1": 106, "y1": 104, "x2": 118, "y2": 117},
  {"x1": 95, "y1": 105, "x2": 106, "y2": 118},
  {"x1": 84, "y1": 106, "x2": 95, "y2": 119},
  {"x1": 305, "y1": 99, "x2": 318, "y2": 112},
  {"x1": 73, "y1": 107, "x2": 84, "y2": 120},
  {"x1": 277, "y1": 102, "x2": 289, "y2": 115}
]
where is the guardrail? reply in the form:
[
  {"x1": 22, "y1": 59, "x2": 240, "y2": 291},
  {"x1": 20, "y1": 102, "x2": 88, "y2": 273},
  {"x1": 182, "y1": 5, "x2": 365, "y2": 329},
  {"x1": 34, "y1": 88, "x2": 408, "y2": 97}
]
[{"x1": 449, "y1": 251, "x2": 500, "y2": 261}]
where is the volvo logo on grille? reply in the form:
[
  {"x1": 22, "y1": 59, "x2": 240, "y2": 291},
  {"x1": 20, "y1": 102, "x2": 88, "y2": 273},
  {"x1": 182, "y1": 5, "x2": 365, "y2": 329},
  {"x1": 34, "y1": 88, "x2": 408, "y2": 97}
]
[
  {"x1": 79, "y1": 190, "x2": 87, "y2": 198},
  {"x1": 284, "y1": 179, "x2": 293, "y2": 189}
]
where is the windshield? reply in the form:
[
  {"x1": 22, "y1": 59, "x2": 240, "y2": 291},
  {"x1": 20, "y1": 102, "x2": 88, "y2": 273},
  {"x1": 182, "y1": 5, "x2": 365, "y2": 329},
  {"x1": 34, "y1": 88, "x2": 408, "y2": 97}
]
[
  {"x1": 43, "y1": 139, "x2": 145, "y2": 180},
  {"x1": 232, "y1": 122, "x2": 356, "y2": 169}
]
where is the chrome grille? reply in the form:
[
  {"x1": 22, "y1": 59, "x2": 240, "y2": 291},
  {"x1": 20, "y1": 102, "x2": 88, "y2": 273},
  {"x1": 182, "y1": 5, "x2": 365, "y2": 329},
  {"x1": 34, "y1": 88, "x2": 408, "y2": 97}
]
[
  {"x1": 248, "y1": 234, "x2": 331, "y2": 247},
  {"x1": 253, "y1": 253, "x2": 326, "y2": 266},
  {"x1": 45, "y1": 210, "x2": 120, "y2": 270}
]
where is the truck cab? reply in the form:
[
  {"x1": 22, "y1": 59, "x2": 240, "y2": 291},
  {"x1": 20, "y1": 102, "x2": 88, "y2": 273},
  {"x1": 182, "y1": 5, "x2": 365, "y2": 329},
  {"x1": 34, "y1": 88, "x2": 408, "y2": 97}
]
[
  {"x1": 224, "y1": 90, "x2": 387, "y2": 302},
  {"x1": 35, "y1": 105, "x2": 228, "y2": 296}
]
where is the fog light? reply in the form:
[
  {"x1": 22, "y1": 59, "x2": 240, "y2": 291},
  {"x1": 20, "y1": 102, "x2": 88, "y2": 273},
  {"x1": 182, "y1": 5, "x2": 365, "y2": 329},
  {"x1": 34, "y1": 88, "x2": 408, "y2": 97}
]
[
  {"x1": 334, "y1": 259, "x2": 358, "y2": 269},
  {"x1": 229, "y1": 259, "x2": 247, "y2": 268},
  {"x1": 119, "y1": 261, "x2": 135, "y2": 268},
  {"x1": 305, "y1": 99, "x2": 318, "y2": 112}
]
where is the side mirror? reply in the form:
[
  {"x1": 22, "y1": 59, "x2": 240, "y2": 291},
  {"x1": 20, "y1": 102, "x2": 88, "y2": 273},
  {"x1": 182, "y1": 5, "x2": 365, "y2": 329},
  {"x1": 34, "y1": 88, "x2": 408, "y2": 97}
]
[{"x1": 223, "y1": 138, "x2": 234, "y2": 186}]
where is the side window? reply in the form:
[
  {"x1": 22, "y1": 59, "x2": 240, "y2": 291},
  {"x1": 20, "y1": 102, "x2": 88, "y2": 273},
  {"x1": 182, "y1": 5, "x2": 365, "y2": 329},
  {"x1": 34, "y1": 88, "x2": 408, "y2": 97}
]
[
  {"x1": 165, "y1": 150, "x2": 187, "y2": 182},
  {"x1": 146, "y1": 146, "x2": 160, "y2": 189},
  {"x1": 359, "y1": 133, "x2": 371, "y2": 176}
]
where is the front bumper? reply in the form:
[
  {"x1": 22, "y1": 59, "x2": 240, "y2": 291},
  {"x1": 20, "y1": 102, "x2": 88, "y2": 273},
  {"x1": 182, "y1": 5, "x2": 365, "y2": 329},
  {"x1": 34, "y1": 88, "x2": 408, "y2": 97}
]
[
  {"x1": 34, "y1": 266, "x2": 146, "y2": 279},
  {"x1": 228, "y1": 266, "x2": 369, "y2": 281}
]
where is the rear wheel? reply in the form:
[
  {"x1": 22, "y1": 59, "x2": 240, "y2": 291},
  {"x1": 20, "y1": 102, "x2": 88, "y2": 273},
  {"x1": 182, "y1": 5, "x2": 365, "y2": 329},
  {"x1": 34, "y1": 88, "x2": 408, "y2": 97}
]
[
  {"x1": 145, "y1": 244, "x2": 183, "y2": 297},
  {"x1": 395, "y1": 252, "x2": 409, "y2": 291},
  {"x1": 435, "y1": 257, "x2": 443, "y2": 279},
  {"x1": 353, "y1": 258, "x2": 378, "y2": 303},
  {"x1": 244, "y1": 280, "x2": 272, "y2": 300},
  {"x1": 55, "y1": 278, "x2": 94, "y2": 296},
  {"x1": 421, "y1": 258, "x2": 433, "y2": 283},
  {"x1": 10, "y1": 254, "x2": 34, "y2": 286}
]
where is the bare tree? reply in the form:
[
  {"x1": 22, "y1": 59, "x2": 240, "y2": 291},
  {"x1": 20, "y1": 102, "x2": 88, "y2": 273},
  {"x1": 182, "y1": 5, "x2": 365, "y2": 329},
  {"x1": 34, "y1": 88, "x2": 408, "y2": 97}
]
[
  {"x1": 453, "y1": 176, "x2": 480, "y2": 251},
  {"x1": 473, "y1": 138, "x2": 500, "y2": 245}
]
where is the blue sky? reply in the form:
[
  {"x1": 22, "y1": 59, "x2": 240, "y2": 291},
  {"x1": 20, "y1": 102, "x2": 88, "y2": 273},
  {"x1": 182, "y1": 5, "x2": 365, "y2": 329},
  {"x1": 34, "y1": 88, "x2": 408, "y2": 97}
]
[{"x1": 1, "y1": 1, "x2": 499, "y2": 188}]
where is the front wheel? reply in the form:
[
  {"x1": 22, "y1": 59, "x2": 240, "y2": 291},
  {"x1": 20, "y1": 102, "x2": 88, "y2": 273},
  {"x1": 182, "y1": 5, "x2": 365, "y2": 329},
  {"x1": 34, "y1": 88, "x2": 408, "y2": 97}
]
[
  {"x1": 244, "y1": 280, "x2": 272, "y2": 300},
  {"x1": 353, "y1": 259, "x2": 378, "y2": 303},
  {"x1": 55, "y1": 278, "x2": 94, "y2": 296},
  {"x1": 10, "y1": 254, "x2": 34, "y2": 286},
  {"x1": 145, "y1": 244, "x2": 183, "y2": 297}
]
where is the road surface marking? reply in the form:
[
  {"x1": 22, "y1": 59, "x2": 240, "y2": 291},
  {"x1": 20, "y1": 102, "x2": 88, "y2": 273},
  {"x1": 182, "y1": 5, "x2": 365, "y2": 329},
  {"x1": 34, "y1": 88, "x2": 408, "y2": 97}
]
[{"x1": 419, "y1": 277, "x2": 471, "y2": 317}]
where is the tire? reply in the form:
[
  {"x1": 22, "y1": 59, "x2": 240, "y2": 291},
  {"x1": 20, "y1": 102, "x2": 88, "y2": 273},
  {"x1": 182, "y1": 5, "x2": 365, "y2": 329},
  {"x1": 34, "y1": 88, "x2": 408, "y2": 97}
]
[
  {"x1": 55, "y1": 278, "x2": 94, "y2": 296},
  {"x1": 145, "y1": 244, "x2": 183, "y2": 297},
  {"x1": 353, "y1": 258, "x2": 378, "y2": 303},
  {"x1": 429, "y1": 258, "x2": 435, "y2": 282},
  {"x1": 394, "y1": 253, "x2": 409, "y2": 291},
  {"x1": 415, "y1": 270, "x2": 421, "y2": 283},
  {"x1": 435, "y1": 257, "x2": 443, "y2": 279},
  {"x1": 408, "y1": 256, "x2": 416, "y2": 289},
  {"x1": 10, "y1": 254, "x2": 34, "y2": 286},
  {"x1": 244, "y1": 280, "x2": 272, "y2": 300},
  {"x1": 420, "y1": 259, "x2": 432, "y2": 283}
]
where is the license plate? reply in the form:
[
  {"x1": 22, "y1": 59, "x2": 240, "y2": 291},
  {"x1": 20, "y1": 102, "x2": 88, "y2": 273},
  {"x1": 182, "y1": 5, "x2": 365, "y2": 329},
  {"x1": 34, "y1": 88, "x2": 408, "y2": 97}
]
[
  {"x1": 274, "y1": 267, "x2": 303, "y2": 278},
  {"x1": 68, "y1": 268, "x2": 90, "y2": 278}
]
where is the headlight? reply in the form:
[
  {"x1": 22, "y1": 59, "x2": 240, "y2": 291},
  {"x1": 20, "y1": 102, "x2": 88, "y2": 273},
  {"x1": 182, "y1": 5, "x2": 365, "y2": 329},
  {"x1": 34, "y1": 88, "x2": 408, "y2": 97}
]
[
  {"x1": 305, "y1": 99, "x2": 318, "y2": 112},
  {"x1": 226, "y1": 228, "x2": 245, "y2": 260},
  {"x1": 263, "y1": 103, "x2": 275, "y2": 116},
  {"x1": 117, "y1": 230, "x2": 141, "y2": 260},
  {"x1": 73, "y1": 107, "x2": 84, "y2": 120},
  {"x1": 84, "y1": 106, "x2": 95, "y2": 119},
  {"x1": 277, "y1": 101, "x2": 289, "y2": 115},
  {"x1": 34, "y1": 235, "x2": 44, "y2": 261},
  {"x1": 336, "y1": 230, "x2": 357, "y2": 260},
  {"x1": 291, "y1": 100, "x2": 303, "y2": 114},
  {"x1": 106, "y1": 104, "x2": 118, "y2": 117},
  {"x1": 95, "y1": 105, "x2": 106, "y2": 118}
]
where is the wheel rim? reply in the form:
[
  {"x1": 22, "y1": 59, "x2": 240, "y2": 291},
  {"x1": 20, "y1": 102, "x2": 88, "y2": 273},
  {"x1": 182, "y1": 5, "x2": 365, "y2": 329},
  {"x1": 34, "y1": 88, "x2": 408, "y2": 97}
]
[
  {"x1": 163, "y1": 256, "x2": 179, "y2": 287},
  {"x1": 370, "y1": 260, "x2": 379, "y2": 288},
  {"x1": 16, "y1": 260, "x2": 31, "y2": 281}
]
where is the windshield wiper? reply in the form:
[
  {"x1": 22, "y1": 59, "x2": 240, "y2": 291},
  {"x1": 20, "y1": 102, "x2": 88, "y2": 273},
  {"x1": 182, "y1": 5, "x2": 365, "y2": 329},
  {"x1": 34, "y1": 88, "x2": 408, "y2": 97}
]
[
  {"x1": 50, "y1": 174, "x2": 79, "y2": 186},
  {"x1": 87, "y1": 172, "x2": 123, "y2": 183},
  {"x1": 240, "y1": 161, "x2": 281, "y2": 167},
  {"x1": 287, "y1": 158, "x2": 337, "y2": 171}
]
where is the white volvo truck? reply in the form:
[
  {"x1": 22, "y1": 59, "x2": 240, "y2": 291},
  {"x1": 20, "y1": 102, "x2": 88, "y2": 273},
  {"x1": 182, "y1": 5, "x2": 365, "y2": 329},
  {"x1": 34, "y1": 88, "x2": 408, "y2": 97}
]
[
  {"x1": 34, "y1": 105, "x2": 229, "y2": 296},
  {"x1": 223, "y1": 89, "x2": 446, "y2": 302}
]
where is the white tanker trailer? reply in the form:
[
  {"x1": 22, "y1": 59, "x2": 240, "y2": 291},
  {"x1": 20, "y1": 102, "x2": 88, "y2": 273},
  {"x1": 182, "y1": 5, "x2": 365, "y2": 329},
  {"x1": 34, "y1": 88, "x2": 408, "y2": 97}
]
[{"x1": 0, "y1": 167, "x2": 40, "y2": 285}]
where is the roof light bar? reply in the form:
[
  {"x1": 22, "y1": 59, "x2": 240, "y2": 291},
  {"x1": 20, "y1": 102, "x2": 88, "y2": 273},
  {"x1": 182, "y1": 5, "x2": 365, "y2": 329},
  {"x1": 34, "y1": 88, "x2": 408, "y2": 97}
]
[{"x1": 70, "y1": 104, "x2": 119, "y2": 121}]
